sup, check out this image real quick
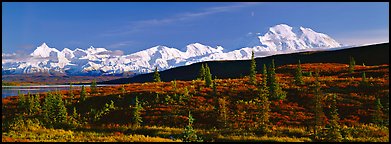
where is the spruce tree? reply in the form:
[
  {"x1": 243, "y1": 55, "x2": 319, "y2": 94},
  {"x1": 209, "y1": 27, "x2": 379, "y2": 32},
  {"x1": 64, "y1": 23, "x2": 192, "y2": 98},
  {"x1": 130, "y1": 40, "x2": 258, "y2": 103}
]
[
  {"x1": 217, "y1": 97, "x2": 229, "y2": 129},
  {"x1": 249, "y1": 51, "x2": 257, "y2": 85},
  {"x1": 268, "y1": 59, "x2": 277, "y2": 95},
  {"x1": 42, "y1": 92, "x2": 68, "y2": 128},
  {"x1": 373, "y1": 98, "x2": 384, "y2": 126},
  {"x1": 153, "y1": 67, "x2": 161, "y2": 82},
  {"x1": 33, "y1": 93, "x2": 41, "y2": 115},
  {"x1": 69, "y1": 83, "x2": 74, "y2": 100},
  {"x1": 183, "y1": 87, "x2": 190, "y2": 97},
  {"x1": 72, "y1": 107, "x2": 80, "y2": 121},
  {"x1": 91, "y1": 79, "x2": 97, "y2": 94},
  {"x1": 261, "y1": 64, "x2": 268, "y2": 90},
  {"x1": 212, "y1": 76, "x2": 218, "y2": 96},
  {"x1": 326, "y1": 94, "x2": 342, "y2": 142},
  {"x1": 268, "y1": 59, "x2": 286, "y2": 100},
  {"x1": 182, "y1": 111, "x2": 202, "y2": 142},
  {"x1": 172, "y1": 80, "x2": 177, "y2": 92},
  {"x1": 69, "y1": 107, "x2": 80, "y2": 127},
  {"x1": 294, "y1": 60, "x2": 304, "y2": 85},
  {"x1": 348, "y1": 56, "x2": 355, "y2": 74},
  {"x1": 120, "y1": 85, "x2": 126, "y2": 95},
  {"x1": 204, "y1": 64, "x2": 212, "y2": 87},
  {"x1": 26, "y1": 93, "x2": 41, "y2": 116},
  {"x1": 257, "y1": 83, "x2": 270, "y2": 134},
  {"x1": 42, "y1": 92, "x2": 54, "y2": 127},
  {"x1": 17, "y1": 90, "x2": 26, "y2": 115},
  {"x1": 92, "y1": 100, "x2": 116, "y2": 123},
  {"x1": 313, "y1": 69, "x2": 326, "y2": 140},
  {"x1": 26, "y1": 92, "x2": 34, "y2": 115},
  {"x1": 80, "y1": 85, "x2": 87, "y2": 102},
  {"x1": 361, "y1": 71, "x2": 368, "y2": 85},
  {"x1": 198, "y1": 64, "x2": 206, "y2": 80},
  {"x1": 55, "y1": 93, "x2": 68, "y2": 125},
  {"x1": 132, "y1": 96, "x2": 143, "y2": 127}
]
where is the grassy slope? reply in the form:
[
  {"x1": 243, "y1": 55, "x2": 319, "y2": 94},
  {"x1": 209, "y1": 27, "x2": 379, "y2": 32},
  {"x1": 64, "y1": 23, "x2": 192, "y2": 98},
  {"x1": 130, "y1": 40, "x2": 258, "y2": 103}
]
[{"x1": 2, "y1": 62, "x2": 389, "y2": 142}]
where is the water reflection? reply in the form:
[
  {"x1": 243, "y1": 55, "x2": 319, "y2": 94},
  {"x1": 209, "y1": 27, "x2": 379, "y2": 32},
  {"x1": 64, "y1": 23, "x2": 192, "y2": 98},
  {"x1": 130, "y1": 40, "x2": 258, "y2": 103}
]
[{"x1": 2, "y1": 85, "x2": 117, "y2": 98}]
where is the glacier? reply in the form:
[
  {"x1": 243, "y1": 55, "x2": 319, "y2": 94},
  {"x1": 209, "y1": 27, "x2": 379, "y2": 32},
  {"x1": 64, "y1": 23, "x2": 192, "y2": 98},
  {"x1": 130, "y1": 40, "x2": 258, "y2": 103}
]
[{"x1": 2, "y1": 24, "x2": 342, "y2": 76}]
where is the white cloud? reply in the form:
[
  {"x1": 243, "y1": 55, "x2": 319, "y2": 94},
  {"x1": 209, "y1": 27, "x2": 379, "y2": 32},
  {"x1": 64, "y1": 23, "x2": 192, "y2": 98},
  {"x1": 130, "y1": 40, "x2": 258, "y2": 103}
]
[{"x1": 107, "y1": 41, "x2": 137, "y2": 49}]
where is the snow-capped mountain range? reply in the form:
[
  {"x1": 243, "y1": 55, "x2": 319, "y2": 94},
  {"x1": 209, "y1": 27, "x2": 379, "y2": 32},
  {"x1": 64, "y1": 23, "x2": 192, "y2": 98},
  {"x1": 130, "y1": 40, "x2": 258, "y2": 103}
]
[{"x1": 2, "y1": 24, "x2": 342, "y2": 76}]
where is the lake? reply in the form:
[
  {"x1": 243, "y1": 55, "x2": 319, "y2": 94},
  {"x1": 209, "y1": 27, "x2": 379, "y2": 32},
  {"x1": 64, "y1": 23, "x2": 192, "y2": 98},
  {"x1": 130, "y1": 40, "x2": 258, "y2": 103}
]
[{"x1": 2, "y1": 84, "x2": 118, "y2": 98}]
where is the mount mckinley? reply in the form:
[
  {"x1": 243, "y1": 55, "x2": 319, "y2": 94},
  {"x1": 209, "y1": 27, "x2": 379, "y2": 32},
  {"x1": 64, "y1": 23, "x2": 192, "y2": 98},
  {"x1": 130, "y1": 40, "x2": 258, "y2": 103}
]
[{"x1": 2, "y1": 24, "x2": 342, "y2": 76}]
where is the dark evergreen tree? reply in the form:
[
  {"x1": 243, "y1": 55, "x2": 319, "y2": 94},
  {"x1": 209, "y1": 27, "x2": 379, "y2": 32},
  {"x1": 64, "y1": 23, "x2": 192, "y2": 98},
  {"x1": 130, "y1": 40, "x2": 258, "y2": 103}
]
[
  {"x1": 42, "y1": 92, "x2": 53, "y2": 126},
  {"x1": 183, "y1": 87, "x2": 190, "y2": 97},
  {"x1": 153, "y1": 67, "x2": 161, "y2": 82},
  {"x1": 372, "y1": 98, "x2": 384, "y2": 126},
  {"x1": 91, "y1": 79, "x2": 97, "y2": 94},
  {"x1": 17, "y1": 90, "x2": 26, "y2": 115},
  {"x1": 204, "y1": 64, "x2": 212, "y2": 87},
  {"x1": 132, "y1": 96, "x2": 143, "y2": 127},
  {"x1": 261, "y1": 64, "x2": 268, "y2": 90},
  {"x1": 325, "y1": 94, "x2": 342, "y2": 142},
  {"x1": 56, "y1": 93, "x2": 68, "y2": 125},
  {"x1": 267, "y1": 59, "x2": 286, "y2": 100},
  {"x1": 267, "y1": 60, "x2": 274, "y2": 87},
  {"x1": 26, "y1": 93, "x2": 41, "y2": 116},
  {"x1": 69, "y1": 83, "x2": 74, "y2": 100},
  {"x1": 32, "y1": 93, "x2": 41, "y2": 115},
  {"x1": 294, "y1": 60, "x2": 304, "y2": 85},
  {"x1": 313, "y1": 69, "x2": 326, "y2": 140},
  {"x1": 69, "y1": 107, "x2": 81, "y2": 128},
  {"x1": 212, "y1": 76, "x2": 218, "y2": 96},
  {"x1": 92, "y1": 100, "x2": 116, "y2": 123},
  {"x1": 42, "y1": 92, "x2": 68, "y2": 128},
  {"x1": 257, "y1": 83, "x2": 270, "y2": 135},
  {"x1": 348, "y1": 56, "x2": 355, "y2": 74},
  {"x1": 26, "y1": 92, "x2": 34, "y2": 115},
  {"x1": 172, "y1": 80, "x2": 177, "y2": 92},
  {"x1": 80, "y1": 85, "x2": 87, "y2": 102},
  {"x1": 198, "y1": 64, "x2": 206, "y2": 80},
  {"x1": 361, "y1": 71, "x2": 368, "y2": 85},
  {"x1": 249, "y1": 51, "x2": 257, "y2": 85},
  {"x1": 72, "y1": 107, "x2": 80, "y2": 121},
  {"x1": 385, "y1": 94, "x2": 389, "y2": 127},
  {"x1": 182, "y1": 111, "x2": 202, "y2": 142},
  {"x1": 120, "y1": 85, "x2": 126, "y2": 95},
  {"x1": 217, "y1": 97, "x2": 229, "y2": 129}
]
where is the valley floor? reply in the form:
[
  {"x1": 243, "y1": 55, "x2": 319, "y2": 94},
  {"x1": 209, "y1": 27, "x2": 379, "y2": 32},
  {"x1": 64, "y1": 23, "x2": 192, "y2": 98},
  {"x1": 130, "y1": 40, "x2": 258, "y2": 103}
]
[{"x1": 2, "y1": 63, "x2": 389, "y2": 142}]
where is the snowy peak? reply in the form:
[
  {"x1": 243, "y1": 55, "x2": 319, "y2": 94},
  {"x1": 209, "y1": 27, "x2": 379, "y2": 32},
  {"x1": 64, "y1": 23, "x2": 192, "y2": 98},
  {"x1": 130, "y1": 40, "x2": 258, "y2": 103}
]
[
  {"x1": 30, "y1": 43, "x2": 60, "y2": 58},
  {"x1": 298, "y1": 26, "x2": 341, "y2": 48},
  {"x1": 86, "y1": 46, "x2": 109, "y2": 54},
  {"x1": 258, "y1": 24, "x2": 341, "y2": 51},
  {"x1": 62, "y1": 48, "x2": 73, "y2": 53},
  {"x1": 185, "y1": 43, "x2": 224, "y2": 56},
  {"x1": 267, "y1": 24, "x2": 297, "y2": 39}
]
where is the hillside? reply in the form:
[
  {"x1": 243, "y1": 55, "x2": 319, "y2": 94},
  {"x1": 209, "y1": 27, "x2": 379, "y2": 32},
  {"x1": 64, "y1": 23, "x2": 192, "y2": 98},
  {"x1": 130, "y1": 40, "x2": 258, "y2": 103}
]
[
  {"x1": 3, "y1": 62, "x2": 389, "y2": 142},
  {"x1": 102, "y1": 43, "x2": 389, "y2": 84}
]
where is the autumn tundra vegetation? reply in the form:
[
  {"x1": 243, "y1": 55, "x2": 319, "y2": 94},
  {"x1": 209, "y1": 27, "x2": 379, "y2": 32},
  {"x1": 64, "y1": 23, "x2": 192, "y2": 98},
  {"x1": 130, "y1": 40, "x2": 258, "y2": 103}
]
[{"x1": 2, "y1": 52, "x2": 389, "y2": 142}]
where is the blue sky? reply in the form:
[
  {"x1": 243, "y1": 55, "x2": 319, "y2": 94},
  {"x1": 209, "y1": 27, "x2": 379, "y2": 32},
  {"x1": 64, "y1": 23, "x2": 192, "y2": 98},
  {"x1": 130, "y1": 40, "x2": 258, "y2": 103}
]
[{"x1": 2, "y1": 2, "x2": 389, "y2": 55}]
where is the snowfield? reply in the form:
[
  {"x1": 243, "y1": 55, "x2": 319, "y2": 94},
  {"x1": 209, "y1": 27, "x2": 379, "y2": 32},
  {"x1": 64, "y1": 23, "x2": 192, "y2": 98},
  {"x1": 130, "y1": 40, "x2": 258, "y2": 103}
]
[{"x1": 2, "y1": 24, "x2": 342, "y2": 76}]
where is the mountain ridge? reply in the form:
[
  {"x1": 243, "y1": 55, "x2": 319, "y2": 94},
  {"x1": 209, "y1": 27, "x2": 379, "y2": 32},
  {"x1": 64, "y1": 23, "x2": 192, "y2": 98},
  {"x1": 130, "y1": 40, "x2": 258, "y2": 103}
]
[
  {"x1": 101, "y1": 42, "x2": 389, "y2": 84},
  {"x1": 2, "y1": 24, "x2": 343, "y2": 76}
]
